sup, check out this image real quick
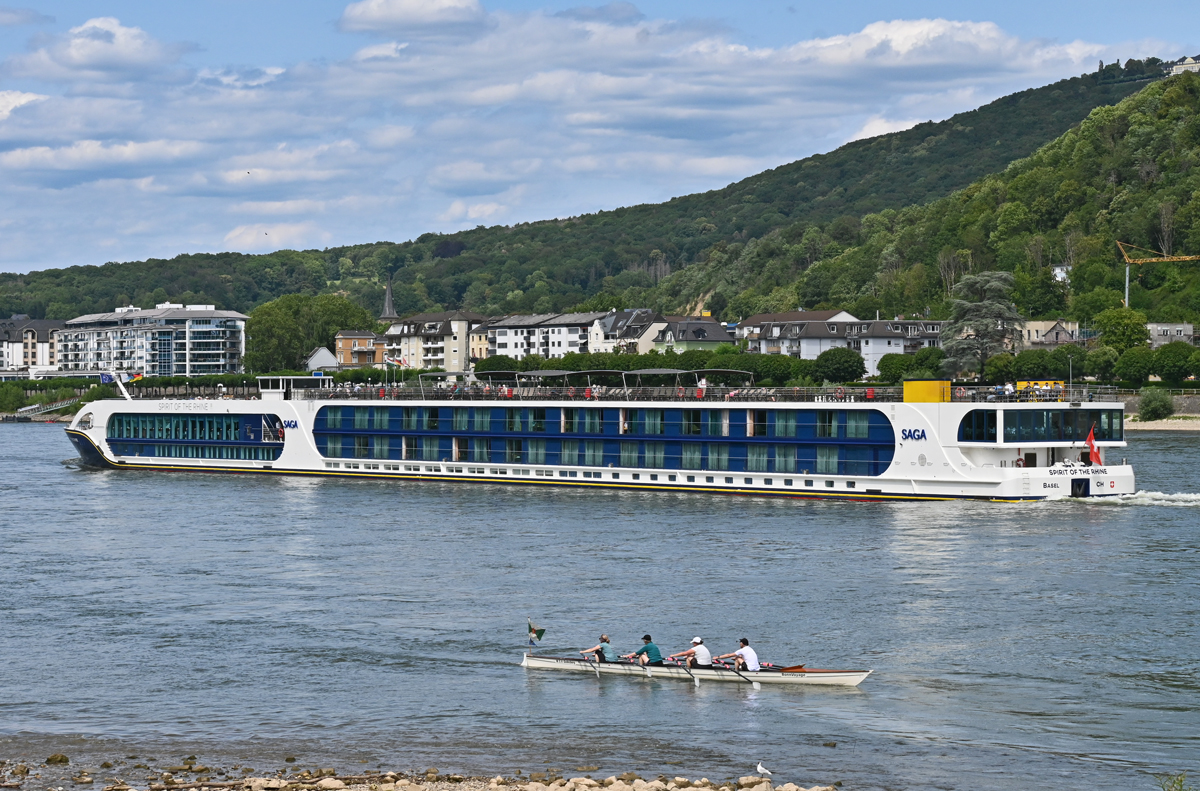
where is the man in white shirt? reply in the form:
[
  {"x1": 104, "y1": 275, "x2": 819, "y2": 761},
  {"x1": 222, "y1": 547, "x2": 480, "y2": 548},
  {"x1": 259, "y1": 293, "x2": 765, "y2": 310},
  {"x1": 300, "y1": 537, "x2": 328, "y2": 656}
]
[
  {"x1": 668, "y1": 637, "x2": 713, "y2": 669},
  {"x1": 715, "y1": 638, "x2": 760, "y2": 671}
]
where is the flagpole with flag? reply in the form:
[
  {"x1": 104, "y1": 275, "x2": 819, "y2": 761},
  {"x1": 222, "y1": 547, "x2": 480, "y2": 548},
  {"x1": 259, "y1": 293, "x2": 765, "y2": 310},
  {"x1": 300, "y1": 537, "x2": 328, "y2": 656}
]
[
  {"x1": 527, "y1": 619, "x2": 545, "y2": 652},
  {"x1": 1086, "y1": 423, "x2": 1102, "y2": 466}
]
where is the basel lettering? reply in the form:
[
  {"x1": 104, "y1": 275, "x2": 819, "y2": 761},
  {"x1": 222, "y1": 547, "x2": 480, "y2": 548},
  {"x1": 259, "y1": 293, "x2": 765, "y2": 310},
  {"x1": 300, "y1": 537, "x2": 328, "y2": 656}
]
[{"x1": 901, "y1": 429, "x2": 927, "y2": 441}]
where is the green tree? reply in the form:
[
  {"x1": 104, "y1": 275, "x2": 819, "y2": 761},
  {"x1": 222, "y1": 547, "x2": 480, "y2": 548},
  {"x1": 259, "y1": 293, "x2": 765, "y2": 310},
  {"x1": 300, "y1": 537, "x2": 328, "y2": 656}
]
[
  {"x1": 1051, "y1": 344, "x2": 1087, "y2": 382},
  {"x1": 1114, "y1": 345, "x2": 1155, "y2": 387},
  {"x1": 1084, "y1": 346, "x2": 1119, "y2": 382},
  {"x1": 813, "y1": 347, "x2": 866, "y2": 383},
  {"x1": 1154, "y1": 341, "x2": 1195, "y2": 385},
  {"x1": 243, "y1": 293, "x2": 380, "y2": 372},
  {"x1": 474, "y1": 354, "x2": 518, "y2": 373},
  {"x1": 983, "y1": 353, "x2": 1015, "y2": 385},
  {"x1": 912, "y1": 346, "x2": 946, "y2": 371},
  {"x1": 1013, "y1": 349, "x2": 1060, "y2": 380},
  {"x1": 1190, "y1": 349, "x2": 1200, "y2": 380},
  {"x1": 939, "y1": 272, "x2": 1024, "y2": 380},
  {"x1": 1138, "y1": 387, "x2": 1175, "y2": 421},
  {"x1": 1091, "y1": 308, "x2": 1150, "y2": 355},
  {"x1": 0, "y1": 383, "x2": 26, "y2": 412},
  {"x1": 1069, "y1": 288, "x2": 1123, "y2": 322},
  {"x1": 877, "y1": 353, "x2": 915, "y2": 384}
]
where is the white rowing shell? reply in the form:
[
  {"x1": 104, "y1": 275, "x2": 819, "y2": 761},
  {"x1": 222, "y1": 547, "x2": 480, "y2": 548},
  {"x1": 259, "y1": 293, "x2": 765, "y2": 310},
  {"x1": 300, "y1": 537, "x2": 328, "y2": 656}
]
[{"x1": 520, "y1": 654, "x2": 871, "y2": 686}]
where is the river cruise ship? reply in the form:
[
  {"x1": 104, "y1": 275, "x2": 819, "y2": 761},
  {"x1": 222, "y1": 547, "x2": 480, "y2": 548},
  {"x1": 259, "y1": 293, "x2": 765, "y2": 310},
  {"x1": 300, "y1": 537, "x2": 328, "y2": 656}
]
[{"x1": 65, "y1": 374, "x2": 1134, "y2": 501}]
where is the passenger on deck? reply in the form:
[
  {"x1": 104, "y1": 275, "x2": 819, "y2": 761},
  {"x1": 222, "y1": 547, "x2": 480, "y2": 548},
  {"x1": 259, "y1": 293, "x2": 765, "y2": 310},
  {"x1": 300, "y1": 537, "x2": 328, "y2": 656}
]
[
  {"x1": 715, "y1": 638, "x2": 760, "y2": 671},
  {"x1": 668, "y1": 637, "x2": 713, "y2": 669},
  {"x1": 580, "y1": 635, "x2": 618, "y2": 663},
  {"x1": 623, "y1": 634, "x2": 664, "y2": 666}
]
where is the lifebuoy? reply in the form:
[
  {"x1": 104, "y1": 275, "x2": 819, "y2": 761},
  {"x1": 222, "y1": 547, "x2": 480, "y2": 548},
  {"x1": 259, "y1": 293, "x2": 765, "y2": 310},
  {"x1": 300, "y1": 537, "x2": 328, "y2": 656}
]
[
  {"x1": 955, "y1": 386, "x2": 967, "y2": 398},
  {"x1": 835, "y1": 386, "x2": 845, "y2": 400},
  {"x1": 277, "y1": 427, "x2": 285, "y2": 441},
  {"x1": 677, "y1": 386, "x2": 685, "y2": 398},
  {"x1": 1014, "y1": 457, "x2": 1024, "y2": 467},
  {"x1": 568, "y1": 386, "x2": 576, "y2": 398}
]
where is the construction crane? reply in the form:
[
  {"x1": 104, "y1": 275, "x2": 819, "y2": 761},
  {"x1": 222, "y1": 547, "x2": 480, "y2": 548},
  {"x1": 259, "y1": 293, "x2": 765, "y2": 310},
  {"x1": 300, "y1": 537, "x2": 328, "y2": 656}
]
[{"x1": 1116, "y1": 241, "x2": 1200, "y2": 306}]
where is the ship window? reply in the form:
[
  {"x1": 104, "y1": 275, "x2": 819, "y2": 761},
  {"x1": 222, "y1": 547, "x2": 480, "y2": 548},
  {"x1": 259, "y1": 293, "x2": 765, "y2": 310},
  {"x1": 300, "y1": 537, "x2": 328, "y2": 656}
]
[
  {"x1": 682, "y1": 443, "x2": 702, "y2": 469},
  {"x1": 562, "y1": 408, "x2": 578, "y2": 433},
  {"x1": 473, "y1": 408, "x2": 490, "y2": 432},
  {"x1": 749, "y1": 410, "x2": 768, "y2": 438},
  {"x1": 584, "y1": 440, "x2": 604, "y2": 466},
  {"x1": 816, "y1": 446, "x2": 838, "y2": 474},
  {"x1": 324, "y1": 435, "x2": 343, "y2": 458},
  {"x1": 775, "y1": 446, "x2": 796, "y2": 473},
  {"x1": 774, "y1": 411, "x2": 796, "y2": 437},
  {"x1": 959, "y1": 410, "x2": 997, "y2": 442},
  {"x1": 1002, "y1": 409, "x2": 1123, "y2": 442},
  {"x1": 326, "y1": 406, "x2": 342, "y2": 429},
  {"x1": 528, "y1": 439, "x2": 546, "y2": 464},
  {"x1": 583, "y1": 409, "x2": 602, "y2": 434},
  {"x1": 373, "y1": 436, "x2": 389, "y2": 459},
  {"x1": 470, "y1": 438, "x2": 489, "y2": 462},
  {"x1": 506, "y1": 408, "x2": 523, "y2": 432},
  {"x1": 683, "y1": 410, "x2": 702, "y2": 435},
  {"x1": 421, "y1": 437, "x2": 439, "y2": 461},
  {"x1": 373, "y1": 408, "x2": 388, "y2": 430},
  {"x1": 560, "y1": 439, "x2": 579, "y2": 465},
  {"x1": 531, "y1": 408, "x2": 546, "y2": 432},
  {"x1": 707, "y1": 410, "x2": 727, "y2": 436},
  {"x1": 747, "y1": 444, "x2": 768, "y2": 471},
  {"x1": 817, "y1": 411, "x2": 837, "y2": 438},
  {"x1": 424, "y1": 408, "x2": 439, "y2": 431},
  {"x1": 620, "y1": 441, "x2": 639, "y2": 467},
  {"x1": 453, "y1": 408, "x2": 469, "y2": 431},
  {"x1": 354, "y1": 407, "x2": 369, "y2": 430},
  {"x1": 402, "y1": 408, "x2": 418, "y2": 430},
  {"x1": 641, "y1": 409, "x2": 665, "y2": 435},
  {"x1": 707, "y1": 443, "x2": 729, "y2": 470},
  {"x1": 644, "y1": 441, "x2": 665, "y2": 468},
  {"x1": 354, "y1": 436, "x2": 369, "y2": 458},
  {"x1": 846, "y1": 411, "x2": 869, "y2": 439},
  {"x1": 506, "y1": 439, "x2": 523, "y2": 464}
]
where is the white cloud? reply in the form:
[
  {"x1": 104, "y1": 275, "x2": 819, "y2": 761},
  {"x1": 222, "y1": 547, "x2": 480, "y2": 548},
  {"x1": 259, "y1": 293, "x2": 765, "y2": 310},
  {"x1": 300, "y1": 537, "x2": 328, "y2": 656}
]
[
  {"x1": 850, "y1": 115, "x2": 923, "y2": 141},
  {"x1": 0, "y1": 139, "x2": 204, "y2": 170},
  {"x1": 340, "y1": 0, "x2": 485, "y2": 32},
  {"x1": 223, "y1": 222, "x2": 330, "y2": 250},
  {"x1": 6, "y1": 16, "x2": 189, "y2": 81},
  {"x1": 0, "y1": 6, "x2": 52, "y2": 26},
  {"x1": 0, "y1": 89, "x2": 45, "y2": 119},
  {"x1": 0, "y1": 8, "x2": 1178, "y2": 268},
  {"x1": 353, "y1": 41, "x2": 409, "y2": 60}
]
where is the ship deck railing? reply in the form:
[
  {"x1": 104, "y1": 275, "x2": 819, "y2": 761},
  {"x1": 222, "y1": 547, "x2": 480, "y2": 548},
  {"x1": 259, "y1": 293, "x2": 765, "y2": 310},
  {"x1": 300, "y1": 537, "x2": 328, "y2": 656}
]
[{"x1": 277, "y1": 383, "x2": 1119, "y2": 404}]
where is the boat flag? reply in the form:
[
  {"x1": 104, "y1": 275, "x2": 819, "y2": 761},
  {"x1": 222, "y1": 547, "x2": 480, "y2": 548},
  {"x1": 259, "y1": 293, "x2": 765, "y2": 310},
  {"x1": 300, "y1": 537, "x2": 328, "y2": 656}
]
[
  {"x1": 99, "y1": 373, "x2": 116, "y2": 384},
  {"x1": 1085, "y1": 424, "x2": 1101, "y2": 465},
  {"x1": 528, "y1": 619, "x2": 545, "y2": 646},
  {"x1": 128, "y1": 372, "x2": 144, "y2": 382}
]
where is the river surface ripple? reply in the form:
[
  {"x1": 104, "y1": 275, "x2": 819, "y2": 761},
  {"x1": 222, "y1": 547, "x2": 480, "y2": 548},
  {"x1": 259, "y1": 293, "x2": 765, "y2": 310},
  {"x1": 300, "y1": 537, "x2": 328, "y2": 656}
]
[{"x1": 1, "y1": 425, "x2": 1198, "y2": 790}]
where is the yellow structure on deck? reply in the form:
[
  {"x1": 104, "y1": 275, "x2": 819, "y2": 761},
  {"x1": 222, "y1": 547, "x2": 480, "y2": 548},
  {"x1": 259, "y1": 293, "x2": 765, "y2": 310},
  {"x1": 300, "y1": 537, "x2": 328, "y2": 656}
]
[{"x1": 904, "y1": 380, "x2": 951, "y2": 403}]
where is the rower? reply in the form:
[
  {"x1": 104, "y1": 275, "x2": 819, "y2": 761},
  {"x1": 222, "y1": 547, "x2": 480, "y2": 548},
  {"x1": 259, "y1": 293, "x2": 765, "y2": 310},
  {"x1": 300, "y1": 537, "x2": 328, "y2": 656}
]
[
  {"x1": 623, "y1": 634, "x2": 664, "y2": 666},
  {"x1": 668, "y1": 637, "x2": 713, "y2": 669},
  {"x1": 714, "y1": 638, "x2": 760, "y2": 672},
  {"x1": 580, "y1": 634, "x2": 618, "y2": 663}
]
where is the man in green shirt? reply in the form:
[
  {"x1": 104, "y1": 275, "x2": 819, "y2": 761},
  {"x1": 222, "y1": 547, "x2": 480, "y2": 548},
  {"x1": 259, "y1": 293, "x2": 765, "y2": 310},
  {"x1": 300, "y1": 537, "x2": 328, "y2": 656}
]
[{"x1": 624, "y1": 634, "x2": 664, "y2": 666}]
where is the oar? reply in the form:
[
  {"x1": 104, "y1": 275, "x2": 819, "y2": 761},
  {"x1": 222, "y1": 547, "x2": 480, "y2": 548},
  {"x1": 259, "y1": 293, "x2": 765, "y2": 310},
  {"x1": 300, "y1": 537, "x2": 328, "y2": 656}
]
[
  {"x1": 716, "y1": 659, "x2": 761, "y2": 690},
  {"x1": 586, "y1": 655, "x2": 600, "y2": 679},
  {"x1": 670, "y1": 658, "x2": 700, "y2": 686}
]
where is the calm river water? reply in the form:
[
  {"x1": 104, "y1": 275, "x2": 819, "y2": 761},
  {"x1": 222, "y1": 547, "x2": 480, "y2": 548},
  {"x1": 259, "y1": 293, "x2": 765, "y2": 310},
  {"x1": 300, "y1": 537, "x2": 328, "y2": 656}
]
[{"x1": 1, "y1": 424, "x2": 1198, "y2": 791}]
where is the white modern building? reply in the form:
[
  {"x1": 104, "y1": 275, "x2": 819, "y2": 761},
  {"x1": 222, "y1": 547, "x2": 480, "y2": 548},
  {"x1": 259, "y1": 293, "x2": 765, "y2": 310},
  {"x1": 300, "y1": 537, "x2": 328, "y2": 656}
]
[
  {"x1": 383, "y1": 310, "x2": 483, "y2": 373},
  {"x1": 744, "y1": 314, "x2": 942, "y2": 377},
  {"x1": 485, "y1": 312, "x2": 609, "y2": 361},
  {"x1": 57, "y1": 303, "x2": 247, "y2": 377},
  {"x1": 588, "y1": 309, "x2": 668, "y2": 355}
]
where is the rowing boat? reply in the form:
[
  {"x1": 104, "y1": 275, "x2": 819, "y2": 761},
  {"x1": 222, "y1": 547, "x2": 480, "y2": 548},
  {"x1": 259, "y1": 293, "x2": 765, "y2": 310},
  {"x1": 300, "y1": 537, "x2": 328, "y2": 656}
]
[{"x1": 520, "y1": 653, "x2": 871, "y2": 686}]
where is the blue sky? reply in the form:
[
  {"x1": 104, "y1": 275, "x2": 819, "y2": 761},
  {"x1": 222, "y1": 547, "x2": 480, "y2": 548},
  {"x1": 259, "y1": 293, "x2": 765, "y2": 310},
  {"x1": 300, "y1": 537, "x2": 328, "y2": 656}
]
[{"x1": 0, "y1": 1, "x2": 1192, "y2": 273}]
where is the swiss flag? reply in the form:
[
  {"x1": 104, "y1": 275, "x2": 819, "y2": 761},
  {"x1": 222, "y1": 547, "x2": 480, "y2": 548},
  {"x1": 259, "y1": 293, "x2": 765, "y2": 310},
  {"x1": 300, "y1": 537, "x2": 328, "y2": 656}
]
[{"x1": 1086, "y1": 424, "x2": 1102, "y2": 466}]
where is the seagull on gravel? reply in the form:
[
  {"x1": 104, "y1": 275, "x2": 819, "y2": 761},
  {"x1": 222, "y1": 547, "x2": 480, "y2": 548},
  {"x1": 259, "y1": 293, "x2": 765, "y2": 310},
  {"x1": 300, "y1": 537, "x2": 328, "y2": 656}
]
[{"x1": 756, "y1": 763, "x2": 771, "y2": 777}]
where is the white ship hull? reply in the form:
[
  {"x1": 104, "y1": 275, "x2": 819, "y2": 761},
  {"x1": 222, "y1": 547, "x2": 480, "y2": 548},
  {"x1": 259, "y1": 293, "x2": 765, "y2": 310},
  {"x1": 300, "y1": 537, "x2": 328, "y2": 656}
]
[{"x1": 64, "y1": 381, "x2": 1135, "y2": 502}]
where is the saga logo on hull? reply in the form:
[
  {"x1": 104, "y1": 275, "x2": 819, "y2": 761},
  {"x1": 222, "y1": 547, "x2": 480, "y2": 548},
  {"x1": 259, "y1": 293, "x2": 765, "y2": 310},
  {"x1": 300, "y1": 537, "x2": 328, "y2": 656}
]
[
  {"x1": 901, "y1": 428, "x2": 927, "y2": 441},
  {"x1": 282, "y1": 420, "x2": 299, "y2": 429}
]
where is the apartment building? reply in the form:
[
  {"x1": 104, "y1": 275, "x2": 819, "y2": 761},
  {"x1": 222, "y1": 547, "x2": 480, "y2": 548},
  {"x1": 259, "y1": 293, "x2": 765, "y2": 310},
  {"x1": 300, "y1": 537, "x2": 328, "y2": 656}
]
[
  {"x1": 486, "y1": 312, "x2": 609, "y2": 361},
  {"x1": 383, "y1": 310, "x2": 483, "y2": 373},
  {"x1": 1147, "y1": 322, "x2": 1196, "y2": 349},
  {"x1": 334, "y1": 330, "x2": 386, "y2": 368},
  {"x1": 58, "y1": 303, "x2": 245, "y2": 376},
  {"x1": 0, "y1": 315, "x2": 63, "y2": 375}
]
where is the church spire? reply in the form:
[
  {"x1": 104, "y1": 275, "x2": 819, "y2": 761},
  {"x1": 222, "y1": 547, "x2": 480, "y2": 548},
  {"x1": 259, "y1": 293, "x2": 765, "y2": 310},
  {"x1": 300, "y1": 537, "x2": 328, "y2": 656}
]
[{"x1": 380, "y1": 276, "x2": 400, "y2": 323}]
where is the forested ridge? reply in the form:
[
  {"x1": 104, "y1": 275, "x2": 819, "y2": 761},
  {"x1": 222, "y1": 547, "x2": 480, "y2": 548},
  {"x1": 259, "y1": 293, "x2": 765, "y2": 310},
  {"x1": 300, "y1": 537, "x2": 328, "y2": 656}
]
[{"x1": 0, "y1": 61, "x2": 1160, "y2": 322}]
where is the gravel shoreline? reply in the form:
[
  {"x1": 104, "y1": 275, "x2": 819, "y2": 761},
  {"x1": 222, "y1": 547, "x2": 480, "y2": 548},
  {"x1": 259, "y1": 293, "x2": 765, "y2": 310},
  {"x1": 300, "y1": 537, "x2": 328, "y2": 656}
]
[
  {"x1": 0, "y1": 761, "x2": 836, "y2": 791},
  {"x1": 1124, "y1": 415, "x2": 1200, "y2": 430}
]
